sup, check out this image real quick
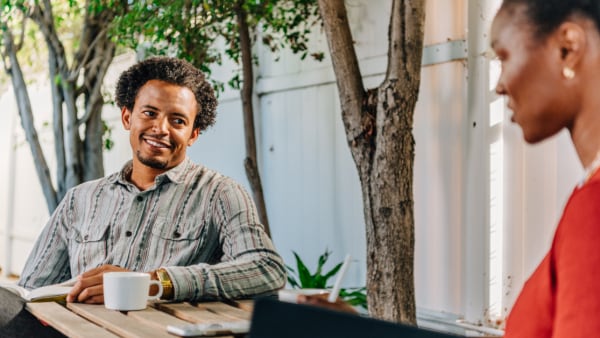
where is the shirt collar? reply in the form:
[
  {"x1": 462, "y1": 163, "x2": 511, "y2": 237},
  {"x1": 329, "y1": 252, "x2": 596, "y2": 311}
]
[{"x1": 110, "y1": 157, "x2": 192, "y2": 187}]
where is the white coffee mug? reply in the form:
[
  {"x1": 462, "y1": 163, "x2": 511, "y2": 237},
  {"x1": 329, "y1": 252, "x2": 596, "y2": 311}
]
[{"x1": 103, "y1": 272, "x2": 163, "y2": 311}]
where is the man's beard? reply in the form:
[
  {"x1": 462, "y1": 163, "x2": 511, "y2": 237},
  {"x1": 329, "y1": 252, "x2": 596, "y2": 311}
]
[{"x1": 136, "y1": 151, "x2": 168, "y2": 170}]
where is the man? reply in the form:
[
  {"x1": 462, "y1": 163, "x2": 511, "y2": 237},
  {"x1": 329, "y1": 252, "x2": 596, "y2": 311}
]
[{"x1": 18, "y1": 56, "x2": 286, "y2": 304}]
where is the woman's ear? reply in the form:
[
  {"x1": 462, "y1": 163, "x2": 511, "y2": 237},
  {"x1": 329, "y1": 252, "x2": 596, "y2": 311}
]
[{"x1": 556, "y1": 21, "x2": 587, "y2": 70}]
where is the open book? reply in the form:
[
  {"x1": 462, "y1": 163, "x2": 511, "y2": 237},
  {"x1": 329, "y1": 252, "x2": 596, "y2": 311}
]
[{"x1": 0, "y1": 278, "x2": 76, "y2": 302}]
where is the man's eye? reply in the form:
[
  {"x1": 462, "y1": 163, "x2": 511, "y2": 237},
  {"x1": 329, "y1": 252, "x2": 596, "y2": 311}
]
[
  {"x1": 173, "y1": 118, "x2": 185, "y2": 125},
  {"x1": 143, "y1": 110, "x2": 155, "y2": 117}
]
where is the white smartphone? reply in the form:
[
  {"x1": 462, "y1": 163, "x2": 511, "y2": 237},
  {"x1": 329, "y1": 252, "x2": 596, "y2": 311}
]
[{"x1": 166, "y1": 321, "x2": 250, "y2": 337}]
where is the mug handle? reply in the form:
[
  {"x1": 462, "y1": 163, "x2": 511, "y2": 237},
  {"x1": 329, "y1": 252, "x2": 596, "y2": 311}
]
[{"x1": 148, "y1": 280, "x2": 163, "y2": 301}]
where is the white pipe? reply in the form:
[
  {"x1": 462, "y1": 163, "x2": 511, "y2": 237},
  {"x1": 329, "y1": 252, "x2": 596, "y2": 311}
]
[
  {"x1": 463, "y1": 0, "x2": 498, "y2": 324},
  {"x1": 4, "y1": 102, "x2": 17, "y2": 278}
]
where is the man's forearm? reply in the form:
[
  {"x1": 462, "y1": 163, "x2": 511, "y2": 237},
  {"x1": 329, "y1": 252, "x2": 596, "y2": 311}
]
[{"x1": 163, "y1": 250, "x2": 286, "y2": 301}]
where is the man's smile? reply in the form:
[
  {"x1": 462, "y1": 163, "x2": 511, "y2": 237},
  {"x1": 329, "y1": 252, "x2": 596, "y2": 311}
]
[{"x1": 142, "y1": 136, "x2": 172, "y2": 150}]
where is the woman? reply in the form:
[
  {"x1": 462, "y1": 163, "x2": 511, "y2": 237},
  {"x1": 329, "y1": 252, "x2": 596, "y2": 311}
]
[{"x1": 491, "y1": 0, "x2": 600, "y2": 336}]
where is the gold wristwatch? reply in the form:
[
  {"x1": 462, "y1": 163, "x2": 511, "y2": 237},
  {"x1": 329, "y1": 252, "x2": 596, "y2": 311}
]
[{"x1": 155, "y1": 268, "x2": 174, "y2": 300}]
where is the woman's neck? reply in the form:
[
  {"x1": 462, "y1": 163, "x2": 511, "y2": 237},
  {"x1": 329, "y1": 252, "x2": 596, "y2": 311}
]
[{"x1": 570, "y1": 108, "x2": 600, "y2": 169}]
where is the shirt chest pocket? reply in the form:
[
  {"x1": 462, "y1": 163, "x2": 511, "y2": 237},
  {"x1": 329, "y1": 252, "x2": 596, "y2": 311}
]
[
  {"x1": 150, "y1": 218, "x2": 211, "y2": 265},
  {"x1": 67, "y1": 223, "x2": 111, "y2": 268},
  {"x1": 68, "y1": 223, "x2": 111, "y2": 243},
  {"x1": 151, "y1": 217, "x2": 207, "y2": 243}
]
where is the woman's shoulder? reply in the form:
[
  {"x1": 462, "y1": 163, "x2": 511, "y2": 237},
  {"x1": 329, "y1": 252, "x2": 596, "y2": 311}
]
[
  {"x1": 556, "y1": 176, "x2": 600, "y2": 240},
  {"x1": 585, "y1": 167, "x2": 600, "y2": 185},
  {"x1": 565, "y1": 179, "x2": 600, "y2": 214},
  {"x1": 574, "y1": 169, "x2": 600, "y2": 199}
]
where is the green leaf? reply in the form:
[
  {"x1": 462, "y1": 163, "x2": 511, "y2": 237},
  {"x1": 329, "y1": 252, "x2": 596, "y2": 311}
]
[
  {"x1": 314, "y1": 249, "x2": 330, "y2": 277},
  {"x1": 312, "y1": 275, "x2": 326, "y2": 289},
  {"x1": 340, "y1": 287, "x2": 368, "y2": 310},
  {"x1": 293, "y1": 251, "x2": 312, "y2": 288},
  {"x1": 323, "y1": 261, "x2": 343, "y2": 281},
  {"x1": 286, "y1": 264, "x2": 300, "y2": 288},
  {"x1": 104, "y1": 138, "x2": 114, "y2": 151}
]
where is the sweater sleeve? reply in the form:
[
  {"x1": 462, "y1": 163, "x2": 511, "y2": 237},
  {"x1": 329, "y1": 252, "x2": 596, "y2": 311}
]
[{"x1": 553, "y1": 182, "x2": 600, "y2": 337}]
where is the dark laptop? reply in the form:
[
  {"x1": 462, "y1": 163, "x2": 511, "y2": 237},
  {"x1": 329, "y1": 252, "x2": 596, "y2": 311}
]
[{"x1": 248, "y1": 298, "x2": 461, "y2": 338}]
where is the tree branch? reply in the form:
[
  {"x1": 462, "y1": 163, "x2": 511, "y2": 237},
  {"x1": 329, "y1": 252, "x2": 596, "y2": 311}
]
[
  {"x1": 70, "y1": 4, "x2": 116, "y2": 83},
  {"x1": 14, "y1": 13, "x2": 27, "y2": 51},
  {"x1": 317, "y1": 0, "x2": 365, "y2": 145},
  {"x1": 69, "y1": 26, "x2": 108, "y2": 83},
  {"x1": 236, "y1": 2, "x2": 271, "y2": 236},
  {"x1": 78, "y1": 43, "x2": 115, "y2": 127},
  {"x1": 48, "y1": 52, "x2": 67, "y2": 199},
  {"x1": 386, "y1": 0, "x2": 425, "y2": 81},
  {"x1": 3, "y1": 27, "x2": 58, "y2": 212},
  {"x1": 30, "y1": 0, "x2": 69, "y2": 74}
]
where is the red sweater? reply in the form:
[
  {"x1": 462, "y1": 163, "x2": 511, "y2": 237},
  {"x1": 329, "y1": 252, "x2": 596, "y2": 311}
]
[{"x1": 504, "y1": 171, "x2": 600, "y2": 337}]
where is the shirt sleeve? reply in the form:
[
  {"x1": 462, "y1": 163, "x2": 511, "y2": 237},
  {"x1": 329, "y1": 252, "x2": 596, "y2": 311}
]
[
  {"x1": 18, "y1": 190, "x2": 73, "y2": 289},
  {"x1": 553, "y1": 182, "x2": 600, "y2": 337},
  {"x1": 164, "y1": 180, "x2": 286, "y2": 301}
]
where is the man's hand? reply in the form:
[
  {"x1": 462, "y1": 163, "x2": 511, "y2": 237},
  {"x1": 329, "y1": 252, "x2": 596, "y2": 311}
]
[{"x1": 67, "y1": 265, "x2": 129, "y2": 304}]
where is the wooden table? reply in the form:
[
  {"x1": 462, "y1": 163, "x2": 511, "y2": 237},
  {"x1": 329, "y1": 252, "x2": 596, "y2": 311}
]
[{"x1": 26, "y1": 300, "x2": 255, "y2": 338}]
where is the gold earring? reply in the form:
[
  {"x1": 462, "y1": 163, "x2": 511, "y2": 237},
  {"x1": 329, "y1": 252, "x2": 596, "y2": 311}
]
[{"x1": 563, "y1": 67, "x2": 575, "y2": 79}]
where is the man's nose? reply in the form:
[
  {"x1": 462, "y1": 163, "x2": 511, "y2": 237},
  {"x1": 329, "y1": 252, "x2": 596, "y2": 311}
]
[{"x1": 152, "y1": 116, "x2": 169, "y2": 134}]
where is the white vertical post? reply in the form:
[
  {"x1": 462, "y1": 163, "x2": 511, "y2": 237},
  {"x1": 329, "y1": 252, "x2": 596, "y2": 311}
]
[
  {"x1": 4, "y1": 106, "x2": 17, "y2": 278},
  {"x1": 463, "y1": 0, "x2": 499, "y2": 324}
]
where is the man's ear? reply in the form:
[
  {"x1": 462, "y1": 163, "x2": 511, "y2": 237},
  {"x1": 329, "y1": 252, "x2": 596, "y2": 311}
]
[
  {"x1": 556, "y1": 21, "x2": 587, "y2": 70},
  {"x1": 188, "y1": 128, "x2": 200, "y2": 147},
  {"x1": 121, "y1": 107, "x2": 132, "y2": 130}
]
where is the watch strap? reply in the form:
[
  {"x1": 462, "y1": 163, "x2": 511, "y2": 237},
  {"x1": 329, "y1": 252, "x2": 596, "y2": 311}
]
[{"x1": 156, "y1": 268, "x2": 174, "y2": 300}]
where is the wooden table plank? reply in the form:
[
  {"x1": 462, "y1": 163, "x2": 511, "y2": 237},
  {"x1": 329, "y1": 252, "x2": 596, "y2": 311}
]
[
  {"x1": 197, "y1": 302, "x2": 251, "y2": 321},
  {"x1": 231, "y1": 300, "x2": 254, "y2": 313},
  {"x1": 68, "y1": 303, "x2": 173, "y2": 338},
  {"x1": 27, "y1": 302, "x2": 118, "y2": 338},
  {"x1": 155, "y1": 302, "x2": 244, "y2": 324},
  {"x1": 127, "y1": 308, "x2": 239, "y2": 338},
  {"x1": 126, "y1": 306, "x2": 190, "y2": 331}
]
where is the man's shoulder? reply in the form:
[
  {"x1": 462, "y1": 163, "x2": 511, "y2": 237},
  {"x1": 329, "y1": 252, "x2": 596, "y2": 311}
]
[
  {"x1": 67, "y1": 173, "x2": 117, "y2": 195},
  {"x1": 187, "y1": 162, "x2": 229, "y2": 182},
  {"x1": 186, "y1": 163, "x2": 244, "y2": 191}
]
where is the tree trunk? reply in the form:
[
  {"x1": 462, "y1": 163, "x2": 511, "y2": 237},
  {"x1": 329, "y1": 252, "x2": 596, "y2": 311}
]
[
  {"x1": 318, "y1": 0, "x2": 424, "y2": 324},
  {"x1": 2, "y1": 28, "x2": 59, "y2": 212},
  {"x1": 0, "y1": 1, "x2": 122, "y2": 211},
  {"x1": 236, "y1": 3, "x2": 272, "y2": 237},
  {"x1": 80, "y1": 21, "x2": 116, "y2": 181},
  {"x1": 48, "y1": 54, "x2": 67, "y2": 200},
  {"x1": 366, "y1": 78, "x2": 418, "y2": 323}
]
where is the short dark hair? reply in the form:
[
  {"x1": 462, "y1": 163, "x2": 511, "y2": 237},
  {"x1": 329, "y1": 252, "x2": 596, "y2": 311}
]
[
  {"x1": 115, "y1": 56, "x2": 217, "y2": 131},
  {"x1": 501, "y1": 0, "x2": 600, "y2": 40}
]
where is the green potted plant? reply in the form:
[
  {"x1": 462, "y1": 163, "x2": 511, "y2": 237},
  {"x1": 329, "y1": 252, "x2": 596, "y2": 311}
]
[{"x1": 286, "y1": 249, "x2": 367, "y2": 310}]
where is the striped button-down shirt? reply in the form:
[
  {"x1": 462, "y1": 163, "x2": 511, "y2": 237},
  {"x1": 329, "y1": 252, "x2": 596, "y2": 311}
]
[{"x1": 19, "y1": 157, "x2": 286, "y2": 301}]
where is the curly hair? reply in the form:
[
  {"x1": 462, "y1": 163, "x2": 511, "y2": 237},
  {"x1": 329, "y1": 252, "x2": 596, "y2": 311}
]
[
  {"x1": 501, "y1": 0, "x2": 600, "y2": 40},
  {"x1": 115, "y1": 56, "x2": 217, "y2": 131}
]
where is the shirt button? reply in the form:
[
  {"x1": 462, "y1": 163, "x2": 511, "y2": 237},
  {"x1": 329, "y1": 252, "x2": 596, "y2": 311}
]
[
  {"x1": 83, "y1": 235, "x2": 89, "y2": 241},
  {"x1": 173, "y1": 231, "x2": 181, "y2": 238},
  {"x1": 136, "y1": 196, "x2": 143, "y2": 202},
  {"x1": 125, "y1": 231, "x2": 132, "y2": 237}
]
